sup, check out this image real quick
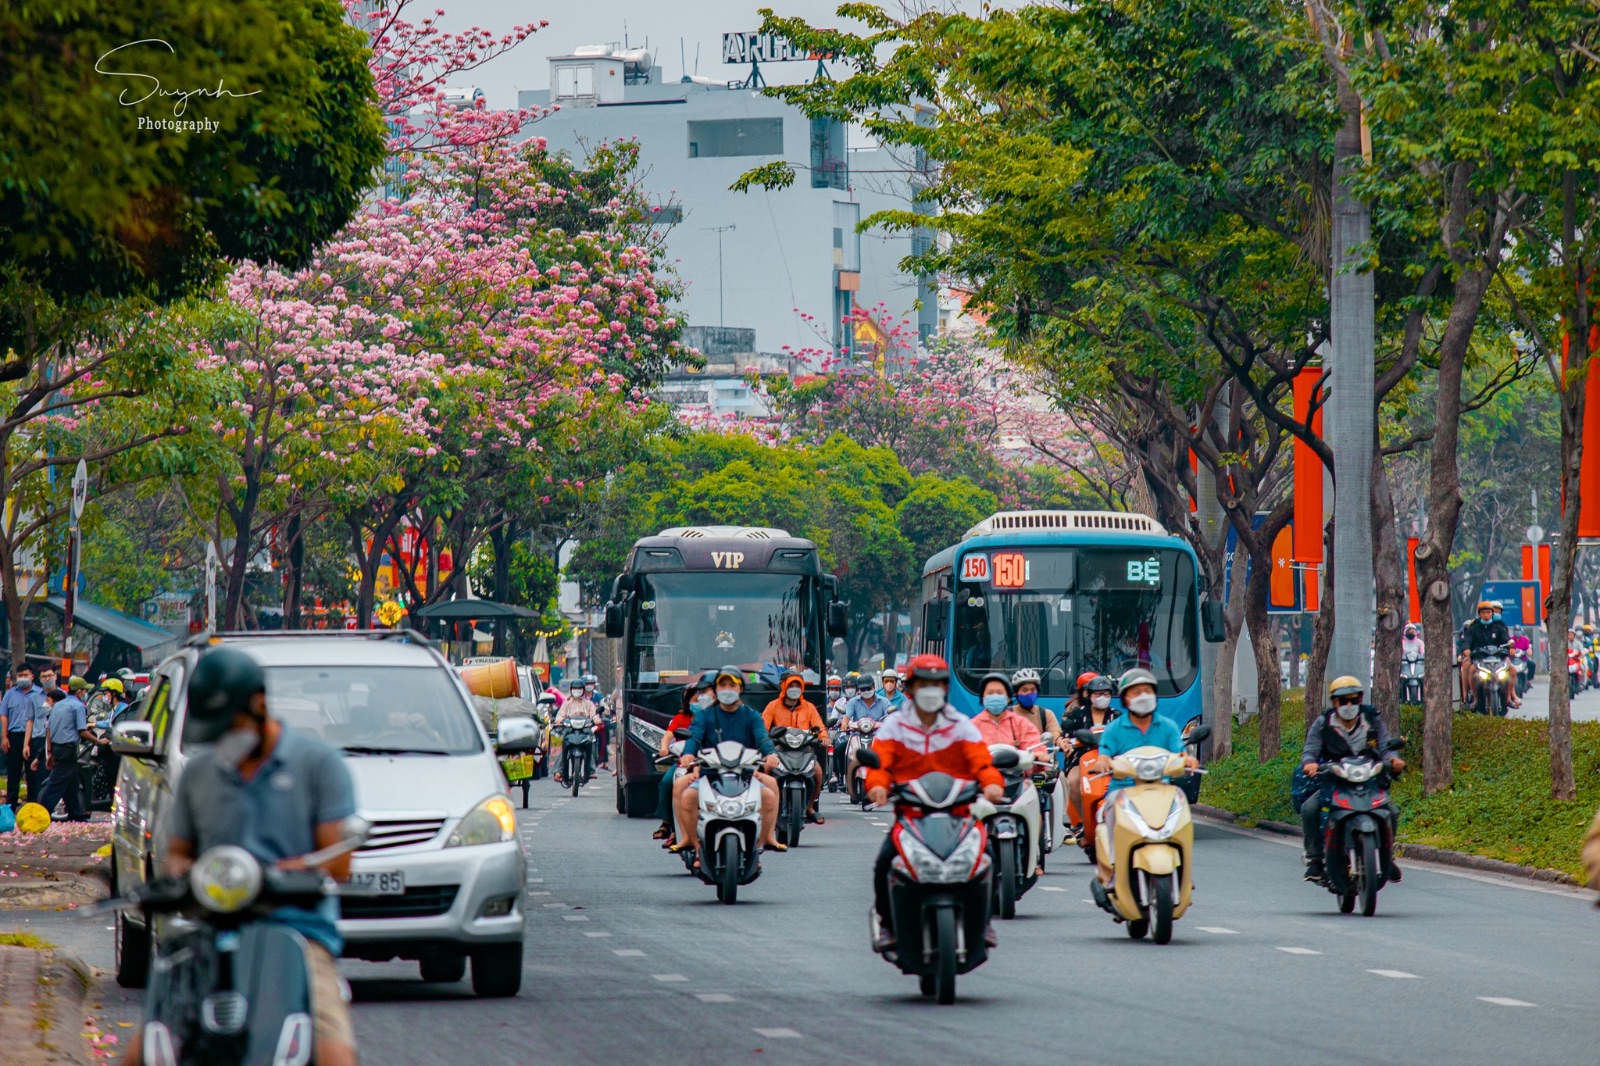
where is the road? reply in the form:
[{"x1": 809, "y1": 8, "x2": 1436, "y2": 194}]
[{"x1": 9, "y1": 781, "x2": 1596, "y2": 1065}]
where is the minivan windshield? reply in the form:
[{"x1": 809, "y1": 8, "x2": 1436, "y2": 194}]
[{"x1": 262, "y1": 666, "x2": 483, "y2": 755}]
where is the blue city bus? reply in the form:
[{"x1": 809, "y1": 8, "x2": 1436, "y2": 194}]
[{"x1": 917, "y1": 511, "x2": 1222, "y2": 750}]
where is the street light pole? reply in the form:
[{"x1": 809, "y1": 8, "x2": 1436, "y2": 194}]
[
  {"x1": 63, "y1": 460, "x2": 86, "y2": 678},
  {"x1": 705, "y1": 224, "x2": 736, "y2": 326}
]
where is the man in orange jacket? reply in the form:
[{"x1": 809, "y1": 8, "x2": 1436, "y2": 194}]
[
  {"x1": 865, "y1": 654, "x2": 1003, "y2": 953},
  {"x1": 762, "y1": 671, "x2": 828, "y2": 823}
]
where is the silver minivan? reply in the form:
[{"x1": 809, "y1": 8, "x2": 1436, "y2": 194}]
[{"x1": 110, "y1": 632, "x2": 528, "y2": 997}]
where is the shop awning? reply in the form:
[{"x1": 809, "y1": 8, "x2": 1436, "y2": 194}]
[{"x1": 43, "y1": 597, "x2": 181, "y2": 667}]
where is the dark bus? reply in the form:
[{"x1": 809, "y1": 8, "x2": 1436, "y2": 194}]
[{"x1": 602, "y1": 525, "x2": 848, "y2": 817}]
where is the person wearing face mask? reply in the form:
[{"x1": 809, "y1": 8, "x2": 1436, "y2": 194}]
[
  {"x1": 133, "y1": 647, "x2": 359, "y2": 1066},
  {"x1": 762, "y1": 670, "x2": 829, "y2": 824},
  {"x1": 1008, "y1": 668, "x2": 1060, "y2": 745},
  {"x1": 654, "y1": 672, "x2": 717, "y2": 843},
  {"x1": 877, "y1": 670, "x2": 904, "y2": 711},
  {"x1": 1, "y1": 665, "x2": 44, "y2": 810},
  {"x1": 865, "y1": 654, "x2": 1004, "y2": 953},
  {"x1": 38, "y1": 685, "x2": 106, "y2": 822},
  {"x1": 1090, "y1": 670, "x2": 1197, "y2": 897},
  {"x1": 1061, "y1": 675, "x2": 1117, "y2": 844},
  {"x1": 970, "y1": 673, "x2": 1048, "y2": 756},
  {"x1": 1458, "y1": 600, "x2": 1511, "y2": 709},
  {"x1": 671, "y1": 666, "x2": 783, "y2": 860},
  {"x1": 1299, "y1": 676, "x2": 1405, "y2": 885},
  {"x1": 553, "y1": 678, "x2": 602, "y2": 786}
]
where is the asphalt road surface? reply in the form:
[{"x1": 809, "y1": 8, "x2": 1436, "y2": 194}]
[{"x1": 12, "y1": 780, "x2": 1597, "y2": 1065}]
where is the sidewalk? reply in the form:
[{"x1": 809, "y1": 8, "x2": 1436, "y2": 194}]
[
  {"x1": 0, "y1": 817, "x2": 112, "y2": 911},
  {"x1": 0, "y1": 941, "x2": 92, "y2": 1064}
]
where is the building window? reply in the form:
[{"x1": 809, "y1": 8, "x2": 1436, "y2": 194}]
[
  {"x1": 810, "y1": 117, "x2": 847, "y2": 189},
  {"x1": 833, "y1": 201, "x2": 861, "y2": 272},
  {"x1": 686, "y1": 118, "x2": 784, "y2": 158}
]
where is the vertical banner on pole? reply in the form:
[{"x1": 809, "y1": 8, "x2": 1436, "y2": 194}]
[
  {"x1": 1292, "y1": 368, "x2": 1324, "y2": 563},
  {"x1": 1581, "y1": 352, "x2": 1600, "y2": 539},
  {"x1": 1521, "y1": 544, "x2": 1534, "y2": 580},
  {"x1": 1188, "y1": 450, "x2": 1198, "y2": 513},
  {"x1": 1270, "y1": 526, "x2": 1297, "y2": 608},
  {"x1": 1406, "y1": 536, "x2": 1421, "y2": 624},
  {"x1": 1537, "y1": 543, "x2": 1552, "y2": 621}
]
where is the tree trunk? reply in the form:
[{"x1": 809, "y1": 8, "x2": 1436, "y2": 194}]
[
  {"x1": 283, "y1": 509, "x2": 304, "y2": 631},
  {"x1": 1, "y1": 550, "x2": 24, "y2": 670},
  {"x1": 222, "y1": 474, "x2": 262, "y2": 630},
  {"x1": 1240, "y1": 527, "x2": 1285, "y2": 761},
  {"x1": 1370, "y1": 447, "x2": 1406, "y2": 735},
  {"x1": 1305, "y1": 517, "x2": 1335, "y2": 728},
  {"x1": 490, "y1": 524, "x2": 514, "y2": 656}
]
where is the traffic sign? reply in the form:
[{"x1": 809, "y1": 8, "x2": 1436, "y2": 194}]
[
  {"x1": 70, "y1": 459, "x2": 87, "y2": 521},
  {"x1": 1480, "y1": 580, "x2": 1541, "y2": 628}
]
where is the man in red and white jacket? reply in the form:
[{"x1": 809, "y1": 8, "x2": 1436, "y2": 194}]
[{"x1": 866, "y1": 654, "x2": 1003, "y2": 953}]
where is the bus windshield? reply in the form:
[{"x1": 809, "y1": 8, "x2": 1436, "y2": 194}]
[
  {"x1": 629, "y1": 572, "x2": 820, "y2": 685},
  {"x1": 950, "y1": 547, "x2": 1199, "y2": 697}
]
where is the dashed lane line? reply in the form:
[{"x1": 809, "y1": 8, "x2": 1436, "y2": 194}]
[
  {"x1": 613, "y1": 949, "x2": 646, "y2": 957},
  {"x1": 694, "y1": 993, "x2": 735, "y2": 1003},
  {"x1": 1197, "y1": 927, "x2": 1239, "y2": 934},
  {"x1": 1478, "y1": 997, "x2": 1535, "y2": 1007},
  {"x1": 652, "y1": 974, "x2": 689, "y2": 983},
  {"x1": 1369, "y1": 969, "x2": 1420, "y2": 979},
  {"x1": 754, "y1": 1029, "x2": 802, "y2": 1039},
  {"x1": 1275, "y1": 947, "x2": 1322, "y2": 955},
  {"x1": 582, "y1": 932, "x2": 612, "y2": 938}
]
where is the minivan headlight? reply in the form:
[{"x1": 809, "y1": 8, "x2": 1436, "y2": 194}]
[{"x1": 445, "y1": 795, "x2": 517, "y2": 848}]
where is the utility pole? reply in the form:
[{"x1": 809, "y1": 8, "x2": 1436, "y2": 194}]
[
  {"x1": 705, "y1": 224, "x2": 735, "y2": 327},
  {"x1": 1328, "y1": 75, "x2": 1376, "y2": 688},
  {"x1": 62, "y1": 460, "x2": 86, "y2": 677}
]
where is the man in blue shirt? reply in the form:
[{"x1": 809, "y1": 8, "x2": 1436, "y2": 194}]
[
  {"x1": 1090, "y1": 669, "x2": 1196, "y2": 897},
  {"x1": 1, "y1": 666, "x2": 44, "y2": 808},
  {"x1": 673, "y1": 665, "x2": 780, "y2": 857},
  {"x1": 39, "y1": 685, "x2": 106, "y2": 821},
  {"x1": 877, "y1": 669, "x2": 905, "y2": 712},
  {"x1": 842, "y1": 675, "x2": 891, "y2": 730}
]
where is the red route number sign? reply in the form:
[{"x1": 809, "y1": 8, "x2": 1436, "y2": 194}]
[
  {"x1": 992, "y1": 552, "x2": 1029, "y2": 588},
  {"x1": 960, "y1": 554, "x2": 990, "y2": 582}
]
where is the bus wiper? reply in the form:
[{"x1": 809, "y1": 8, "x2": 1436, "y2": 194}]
[{"x1": 341, "y1": 745, "x2": 450, "y2": 756}]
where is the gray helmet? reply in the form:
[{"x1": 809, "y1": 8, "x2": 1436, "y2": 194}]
[
  {"x1": 1117, "y1": 668, "x2": 1159, "y2": 697},
  {"x1": 182, "y1": 647, "x2": 266, "y2": 744}
]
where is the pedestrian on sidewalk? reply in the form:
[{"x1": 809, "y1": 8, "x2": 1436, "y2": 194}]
[
  {"x1": 38, "y1": 685, "x2": 105, "y2": 822},
  {"x1": 1, "y1": 665, "x2": 44, "y2": 808}
]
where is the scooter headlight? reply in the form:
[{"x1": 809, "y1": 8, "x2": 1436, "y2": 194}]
[
  {"x1": 899, "y1": 831, "x2": 985, "y2": 885},
  {"x1": 1477, "y1": 668, "x2": 1491, "y2": 680},
  {"x1": 715, "y1": 797, "x2": 746, "y2": 818},
  {"x1": 190, "y1": 845, "x2": 262, "y2": 914},
  {"x1": 1495, "y1": 668, "x2": 1509, "y2": 680},
  {"x1": 1116, "y1": 794, "x2": 1182, "y2": 842}
]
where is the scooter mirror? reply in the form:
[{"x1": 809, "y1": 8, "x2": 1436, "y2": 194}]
[
  {"x1": 991, "y1": 748, "x2": 1021, "y2": 770},
  {"x1": 856, "y1": 748, "x2": 882, "y2": 770},
  {"x1": 341, "y1": 816, "x2": 372, "y2": 847},
  {"x1": 1382, "y1": 737, "x2": 1406, "y2": 753},
  {"x1": 769, "y1": 723, "x2": 787, "y2": 737},
  {"x1": 672, "y1": 727, "x2": 693, "y2": 739},
  {"x1": 1074, "y1": 728, "x2": 1100, "y2": 749},
  {"x1": 1186, "y1": 724, "x2": 1212, "y2": 747}
]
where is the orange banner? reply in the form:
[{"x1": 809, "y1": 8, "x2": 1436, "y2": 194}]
[
  {"x1": 1406, "y1": 536, "x2": 1421, "y2": 624},
  {"x1": 1538, "y1": 543, "x2": 1551, "y2": 622},
  {"x1": 1521, "y1": 544, "x2": 1534, "y2": 580},
  {"x1": 1292, "y1": 368, "x2": 1324, "y2": 562},
  {"x1": 1270, "y1": 525, "x2": 1297, "y2": 608}
]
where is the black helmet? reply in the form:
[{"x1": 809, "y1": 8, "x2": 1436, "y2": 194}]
[
  {"x1": 183, "y1": 647, "x2": 266, "y2": 744},
  {"x1": 978, "y1": 671, "x2": 1014, "y2": 698},
  {"x1": 1085, "y1": 675, "x2": 1116, "y2": 695},
  {"x1": 692, "y1": 669, "x2": 719, "y2": 692}
]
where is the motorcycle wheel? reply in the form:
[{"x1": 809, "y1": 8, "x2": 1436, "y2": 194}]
[
  {"x1": 784, "y1": 797, "x2": 803, "y2": 848},
  {"x1": 1358, "y1": 834, "x2": 1380, "y2": 917},
  {"x1": 570, "y1": 752, "x2": 582, "y2": 797},
  {"x1": 1338, "y1": 890, "x2": 1356, "y2": 914},
  {"x1": 114, "y1": 908, "x2": 151, "y2": 989},
  {"x1": 996, "y1": 842, "x2": 1018, "y2": 920},
  {"x1": 919, "y1": 971, "x2": 936, "y2": 997},
  {"x1": 719, "y1": 835, "x2": 741, "y2": 905},
  {"x1": 1126, "y1": 916, "x2": 1149, "y2": 939},
  {"x1": 934, "y1": 906, "x2": 957, "y2": 1004},
  {"x1": 1151, "y1": 875, "x2": 1175, "y2": 945}
]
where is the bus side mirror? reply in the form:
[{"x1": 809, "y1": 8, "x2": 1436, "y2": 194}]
[
  {"x1": 927, "y1": 600, "x2": 950, "y2": 634},
  {"x1": 1201, "y1": 600, "x2": 1226, "y2": 643},
  {"x1": 604, "y1": 601, "x2": 625, "y2": 639},
  {"x1": 828, "y1": 600, "x2": 849, "y2": 639}
]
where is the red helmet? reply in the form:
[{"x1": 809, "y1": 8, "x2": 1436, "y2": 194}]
[
  {"x1": 1076, "y1": 671, "x2": 1100, "y2": 693},
  {"x1": 904, "y1": 654, "x2": 951, "y2": 683}
]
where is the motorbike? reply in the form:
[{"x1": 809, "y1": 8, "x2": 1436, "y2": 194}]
[
  {"x1": 970, "y1": 744, "x2": 1042, "y2": 920},
  {"x1": 1081, "y1": 725, "x2": 1210, "y2": 945},
  {"x1": 1033, "y1": 755, "x2": 1060, "y2": 864},
  {"x1": 79, "y1": 711, "x2": 120, "y2": 812},
  {"x1": 1510, "y1": 646, "x2": 1532, "y2": 698},
  {"x1": 1400, "y1": 651, "x2": 1425, "y2": 704},
  {"x1": 555, "y1": 719, "x2": 599, "y2": 795},
  {"x1": 683, "y1": 741, "x2": 765, "y2": 904},
  {"x1": 1067, "y1": 725, "x2": 1112, "y2": 862},
  {"x1": 1571, "y1": 647, "x2": 1587, "y2": 698},
  {"x1": 856, "y1": 747, "x2": 995, "y2": 1005},
  {"x1": 769, "y1": 725, "x2": 821, "y2": 847},
  {"x1": 846, "y1": 719, "x2": 880, "y2": 807},
  {"x1": 1314, "y1": 740, "x2": 1403, "y2": 917},
  {"x1": 826, "y1": 725, "x2": 848, "y2": 793},
  {"x1": 100, "y1": 819, "x2": 369, "y2": 1066},
  {"x1": 1470, "y1": 645, "x2": 1512, "y2": 716}
]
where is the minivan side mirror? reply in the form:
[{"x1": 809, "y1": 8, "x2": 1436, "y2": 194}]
[
  {"x1": 827, "y1": 600, "x2": 849, "y2": 639},
  {"x1": 604, "y1": 601, "x2": 625, "y2": 639},
  {"x1": 110, "y1": 721, "x2": 157, "y2": 759},
  {"x1": 1201, "y1": 600, "x2": 1226, "y2": 643}
]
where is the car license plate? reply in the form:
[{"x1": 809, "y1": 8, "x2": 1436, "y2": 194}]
[
  {"x1": 343, "y1": 870, "x2": 405, "y2": 896},
  {"x1": 501, "y1": 753, "x2": 535, "y2": 781}
]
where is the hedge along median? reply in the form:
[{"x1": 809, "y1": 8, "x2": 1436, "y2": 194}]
[{"x1": 1199, "y1": 700, "x2": 1600, "y2": 880}]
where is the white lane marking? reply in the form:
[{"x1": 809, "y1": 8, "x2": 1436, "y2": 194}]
[
  {"x1": 1369, "y1": 969, "x2": 1419, "y2": 979},
  {"x1": 527, "y1": 891, "x2": 551, "y2": 896},
  {"x1": 1478, "y1": 997, "x2": 1535, "y2": 1007},
  {"x1": 652, "y1": 973, "x2": 689, "y2": 983},
  {"x1": 541, "y1": 903, "x2": 569, "y2": 909},
  {"x1": 613, "y1": 949, "x2": 646, "y2": 957},
  {"x1": 528, "y1": 878, "x2": 545, "y2": 883},
  {"x1": 754, "y1": 1028, "x2": 801, "y2": 1039},
  {"x1": 562, "y1": 914, "x2": 591, "y2": 922},
  {"x1": 1275, "y1": 947, "x2": 1322, "y2": 955},
  {"x1": 868, "y1": 822, "x2": 888, "y2": 827},
  {"x1": 1198, "y1": 926, "x2": 1239, "y2": 935},
  {"x1": 695, "y1": 993, "x2": 735, "y2": 1003},
  {"x1": 583, "y1": 932, "x2": 612, "y2": 938},
  {"x1": 1040, "y1": 886, "x2": 1066, "y2": 893}
]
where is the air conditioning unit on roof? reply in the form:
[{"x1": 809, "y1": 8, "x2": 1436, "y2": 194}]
[{"x1": 962, "y1": 511, "x2": 1166, "y2": 539}]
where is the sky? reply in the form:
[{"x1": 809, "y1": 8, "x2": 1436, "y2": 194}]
[{"x1": 435, "y1": 1, "x2": 952, "y2": 108}]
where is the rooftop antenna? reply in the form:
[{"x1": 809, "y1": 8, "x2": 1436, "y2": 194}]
[
  {"x1": 680, "y1": 37, "x2": 687, "y2": 82},
  {"x1": 695, "y1": 42, "x2": 701, "y2": 76},
  {"x1": 624, "y1": 21, "x2": 628, "y2": 48}
]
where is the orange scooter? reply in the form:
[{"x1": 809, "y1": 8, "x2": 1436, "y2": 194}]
[{"x1": 1067, "y1": 725, "x2": 1112, "y2": 862}]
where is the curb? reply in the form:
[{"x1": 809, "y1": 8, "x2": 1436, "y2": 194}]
[
  {"x1": 1193, "y1": 803, "x2": 1581, "y2": 887},
  {"x1": 40, "y1": 948, "x2": 92, "y2": 1065}
]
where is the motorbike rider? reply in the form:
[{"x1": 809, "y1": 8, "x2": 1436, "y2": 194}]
[
  {"x1": 1060, "y1": 674, "x2": 1118, "y2": 844},
  {"x1": 878, "y1": 669, "x2": 905, "y2": 711},
  {"x1": 1009, "y1": 668, "x2": 1061, "y2": 746},
  {"x1": 1401, "y1": 623, "x2": 1424, "y2": 660},
  {"x1": 655, "y1": 672, "x2": 715, "y2": 843},
  {"x1": 672, "y1": 666, "x2": 783, "y2": 857},
  {"x1": 1299, "y1": 675, "x2": 1406, "y2": 884},
  {"x1": 761, "y1": 669, "x2": 828, "y2": 824},
  {"x1": 122, "y1": 647, "x2": 358, "y2": 1066},
  {"x1": 825, "y1": 674, "x2": 845, "y2": 722},
  {"x1": 1458, "y1": 600, "x2": 1514, "y2": 709},
  {"x1": 864, "y1": 654, "x2": 1004, "y2": 953},
  {"x1": 553, "y1": 678, "x2": 602, "y2": 786},
  {"x1": 841, "y1": 674, "x2": 892, "y2": 788},
  {"x1": 972, "y1": 673, "x2": 1049, "y2": 875},
  {"x1": 1090, "y1": 669, "x2": 1197, "y2": 903}
]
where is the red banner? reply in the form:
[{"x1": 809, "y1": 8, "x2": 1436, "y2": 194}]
[
  {"x1": 1292, "y1": 368, "x2": 1324, "y2": 563},
  {"x1": 1586, "y1": 354, "x2": 1600, "y2": 538},
  {"x1": 1538, "y1": 542, "x2": 1552, "y2": 622},
  {"x1": 1188, "y1": 449, "x2": 1197, "y2": 514},
  {"x1": 1521, "y1": 544, "x2": 1534, "y2": 580},
  {"x1": 1406, "y1": 536, "x2": 1421, "y2": 624},
  {"x1": 1270, "y1": 526, "x2": 1297, "y2": 608}
]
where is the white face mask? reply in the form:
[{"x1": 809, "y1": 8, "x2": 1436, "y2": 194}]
[
  {"x1": 913, "y1": 687, "x2": 946, "y2": 712},
  {"x1": 211, "y1": 726, "x2": 259, "y2": 768},
  {"x1": 716, "y1": 688, "x2": 741, "y2": 706},
  {"x1": 783, "y1": 691, "x2": 800, "y2": 705},
  {"x1": 1090, "y1": 694, "x2": 1111, "y2": 710},
  {"x1": 1126, "y1": 692, "x2": 1158, "y2": 716},
  {"x1": 692, "y1": 693, "x2": 714, "y2": 710},
  {"x1": 1334, "y1": 702, "x2": 1362, "y2": 722}
]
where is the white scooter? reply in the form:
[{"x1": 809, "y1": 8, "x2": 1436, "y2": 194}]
[
  {"x1": 846, "y1": 719, "x2": 879, "y2": 807},
  {"x1": 680, "y1": 741, "x2": 766, "y2": 904},
  {"x1": 970, "y1": 744, "x2": 1042, "y2": 920}
]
